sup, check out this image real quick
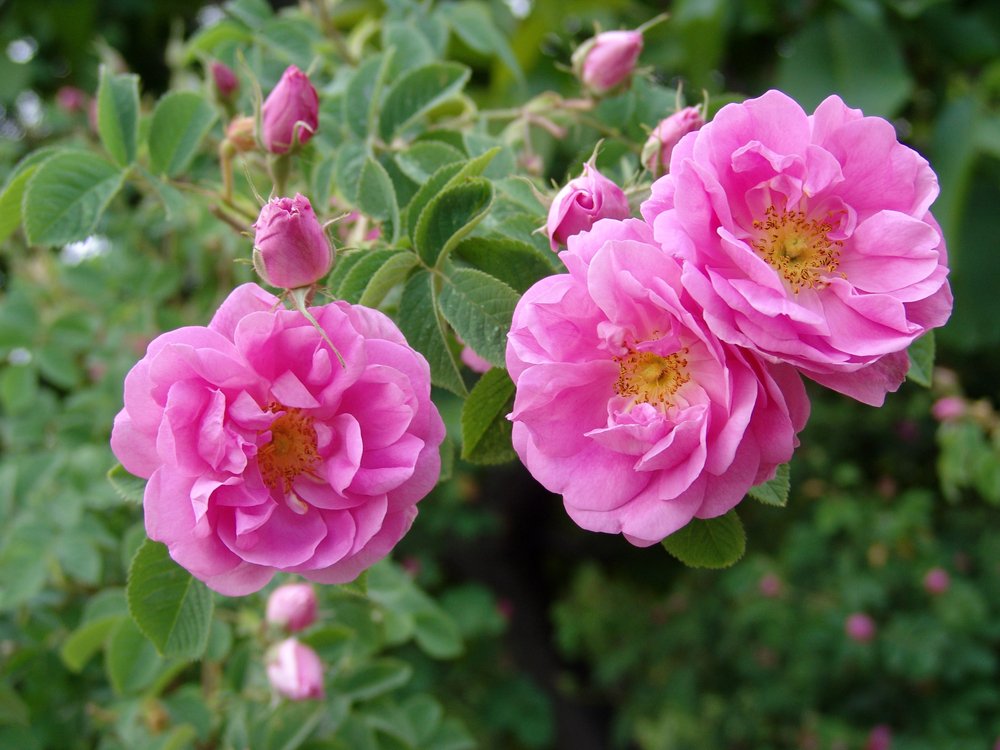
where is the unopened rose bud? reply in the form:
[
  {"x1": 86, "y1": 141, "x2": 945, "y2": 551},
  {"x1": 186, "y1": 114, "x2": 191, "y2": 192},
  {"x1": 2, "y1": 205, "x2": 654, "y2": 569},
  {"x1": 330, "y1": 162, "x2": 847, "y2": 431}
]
[
  {"x1": 225, "y1": 115, "x2": 257, "y2": 153},
  {"x1": 758, "y1": 573, "x2": 782, "y2": 598},
  {"x1": 931, "y1": 396, "x2": 965, "y2": 423},
  {"x1": 266, "y1": 638, "x2": 324, "y2": 701},
  {"x1": 923, "y1": 567, "x2": 950, "y2": 595},
  {"x1": 261, "y1": 65, "x2": 319, "y2": 155},
  {"x1": 253, "y1": 194, "x2": 333, "y2": 289},
  {"x1": 642, "y1": 106, "x2": 704, "y2": 177},
  {"x1": 266, "y1": 583, "x2": 317, "y2": 632},
  {"x1": 845, "y1": 612, "x2": 877, "y2": 643},
  {"x1": 865, "y1": 725, "x2": 892, "y2": 750},
  {"x1": 211, "y1": 60, "x2": 239, "y2": 99},
  {"x1": 546, "y1": 160, "x2": 630, "y2": 250},
  {"x1": 56, "y1": 86, "x2": 88, "y2": 114},
  {"x1": 572, "y1": 30, "x2": 643, "y2": 96}
]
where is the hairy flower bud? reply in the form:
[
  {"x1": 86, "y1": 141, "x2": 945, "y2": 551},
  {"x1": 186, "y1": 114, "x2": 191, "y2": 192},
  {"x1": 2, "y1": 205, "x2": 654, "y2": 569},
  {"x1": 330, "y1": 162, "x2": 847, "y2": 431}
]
[
  {"x1": 225, "y1": 115, "x2": 257, "y2": 153},
  {"x1": 211, "y1": 60, "x2": 239, "y2": 99},
  {"x1": 572, "y1": 30, "x2": 643, "y2": 95},
  {"x1": 641, "y1": 106, "x2": 705, "y2": 177},
  {"x1": 261, "y1": 65, "x2": 319, "y2": 155},
  {"x1": 266, "y1": 583, "x2": 317, "y2": 632},
  {"x1": 266, "y1": 639, "x2": 324, "y2": 701},
  {"x1": 253, "y1": 194, "x2": 333, "y2": 290},
  {"x1": 546, "y1": 161, "x2": 630, "y2": 250}
]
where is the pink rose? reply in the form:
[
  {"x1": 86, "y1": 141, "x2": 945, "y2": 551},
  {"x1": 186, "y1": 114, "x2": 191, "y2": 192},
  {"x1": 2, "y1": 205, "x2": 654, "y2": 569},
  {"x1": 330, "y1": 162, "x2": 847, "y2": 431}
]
[
  {"x1": 266, "y1": 638, "x2": 324, "y2": 700},
  {"x1": 111, "y1": 283, "x2": 445, "y2": 595},
  {"x1": 573, "y1": 30, "x2": 643, "y2": 95},
  {"x1": 266, "y1": 582, "x2": 318, "y2": 632},
  {"x1": 261, "y1": 65, "x2": 319, "y2": 154},
  {"x1": 922, "y1": 567, "x2": 950, "y2": 595},
  {"x1": 210, "y1": 60, "x2": 239, "y2": 99},
  {"x1": 252, "y1": 194, "x2": 333, "y2": 290},
  {"x1": 547, "y1": 161, "x2": 630, "y2": 251},
  {"x1": 56, "y1": 86, "x2": 88, "y2": 114},
  {"x1": 641, "y1": 106, "x2": 705, "y2": 177},
  {"x1": 758, "y1": 572, "x2": 782, "y2": 598},
  {"x1": 931, "y1": 396, "x2": 965, "y2": 423},
  {"x1": 845, "y1": 612, "x2": 877, "y2": 643},
  {"x1": 507, "y1": 217, "x2": 809, "y2": 545},
  {"x1": 865, "y1": 725, "x2": 892, "y2": 750},
  {"x1": 642, "y1": 90, "x2": 952, "y2": 406}
]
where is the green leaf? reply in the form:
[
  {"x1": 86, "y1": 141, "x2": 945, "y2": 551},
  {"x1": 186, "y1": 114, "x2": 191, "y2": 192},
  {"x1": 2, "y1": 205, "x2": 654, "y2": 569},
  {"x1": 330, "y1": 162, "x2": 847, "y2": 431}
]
[
  {"x1": 333, "y1": 141, "x2": 367, "y2": 205},
  {"x1": 346, "y1": 52, "x2": 393, "y2": 140},
  {"x1": 359, "y1": 251, "x2": 419, "y2": 307},
  {"x1": 183, "y1": 20, "x2": 253, "y2": 63},
  {"x1": 438, "y1": 268, "x2": 517, "y2": 367},
  {"x1": 23, "y1": 150, "x2": 126, "y2": 247},
  {"x1": 404, "y1": 148, "x2": 498, "y2": 239},
  {"x1": 747, "y1": 463, "x2": 791, "y2": 507},
  {"x1": 383, "y1": 21, "x2": 437, "y2": 78},
  {"x1": 127, "y1": 539, "x2": 214, "y2": 659},
  {"x1": 414, "y1": 608, "x2": 464, "y2": 659},
  {"x1": 148, "y1": 92, "x2": 218, "y2": 178},
  {"x1": 662, "y1": 511, "x2": 747, "y2": 569},
  {"x1": 453, "y1": 236, "x2": 557, "y2": 292},
  {"x1": 259, "y1": 17, "x2": 322, "y2": 70},
  {"x1": 424, "y1": 718, "x2": 476, "y2": 750},
  {"x1": 402, "y1": 695, "x2": 443, "y2": 744},
  {"x1": 907, "y1": 330, "x2": 935, "y2": 387},
  {"x1": 107, "y1": 462, "x2": 145, "y2": 504},
  {"x1": 0, "y1": 145, "x2": 64, "y2": 245},
  {"x1": 379, "y1": 62, "x2": 471, "y2": 141},
  {"x1": 398, "y1": 270, "x2": 466, "y2": 396},
  {"x1": 60, "y1": 614, "x2": 123, "y2": 673},
  {"x1": 96, "y1": 65, "x2": 140, "y2": 166},
  {"x1": 0, "y1": 682, "x2": 29, "y2": 727},
  {"x1": 460, "y1": 368, "x2": 516, "y2": 465},
  {"x1": 334, "y1": 658, "x2": 412, "y2": 701},
  {"x1": 333, "y1": 249, "x2": 411, "y2": 305},
  {"x1": 105, "y1": 617, "x2": 164, "y2": 695},
  {"x1": 224, "y1": 0, "x2": 273, "y2": 27},
  {"x1": 414, "y1": 179, "x2": 493, "y2": 267},
  {"x1": 357, "y1": 158, "x2": 399, "y2": 244},
  {"x1": 395, "y1": 142, "x2": 466, "y2": 184},
  {"x1": 439, "y1": 1, "x2": 523, "y2": 83}
]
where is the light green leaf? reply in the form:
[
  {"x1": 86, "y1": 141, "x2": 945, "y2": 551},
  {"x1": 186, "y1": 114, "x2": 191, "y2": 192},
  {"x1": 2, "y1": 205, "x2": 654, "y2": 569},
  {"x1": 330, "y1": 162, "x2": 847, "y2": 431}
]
[
  {"x1": 357, "y1": 158, "x2": 399, "y2": 243},
  {"x1": 395, "y1": 141, "x2": 466, "y2": 184},
  {"x1": 661, "y1": 510, "x2": 747, "y2": 569},
  {"x1": 333, "y1": 141, "x2": 367, "y2": 205},
  {"x1": 183, "y1": 20, "x2": 253, "y2": 63},
  {"x1": 0, "y1": 682, "x2": 29, "y2": 727},
  {"x1": 105, "y1": 617, "x2": 164, "y2": 695},
  {"x1": 0, "y1": 145, "x2": 64, "y2": 245},
  {"x1": 224, "y1": 0, "x2": 273, "y2": 27},
  {"x1": 378, "y1": 62, "x2": 471, "y2": 141},
  {"x1": 359, "y1": 251, "x2": 419, "y2": 307},
  {"x1": 404, "y1": 148, "x2": 498, "y2": 239},
  {"x1": 414, "y1": 608, "x2": 464, "y2": 659},
  {"x1": 398, "y1": 270, "x2": 466, "y2": 396},
  {"x1": 438, "y1": 268, "x2": 517, "y2": 367},
  {"x1": 439, "y1": 1, "x2": 523, "y2": 83},
  {"x1": 333, "y1": 248, "x2": 410, "y2": 304},
  {"x1": 334, "y1": 658, "x2": 412, "y2": 701},
  {"x1": 346, "y1": 52, "x2": 394, "y2": 140},
  {"x1": 747, "y1": 463, "x2": 791, "y2": 507},
  {"x1": 148, "y1": 91, "x2": 218, "y2": 178},
  {"x1": 424, "y1": 718, "x2": 476, "y2": 750},
  {"x1": 23, "y1": 150, "x2": 126, "y2": 247},
  {"x1": 259, "y1": 17, "x2": 322, "y2": 69},
  {"x1": 907, "y1": 330, "x2": 935, "y2": 387},
  {"x1": 96, "y1": 65, "x2": 140, "y2": 166},
  {"x1": 460, "y1": 368, "x2": 516, "y2": 465},
  {"x1": 414, "y1": 178, "x2": 493, "y2": 267},
  {"x1": 107, "y1": 462, "x2": 145, "y2": 504},
  {"x1": 383, "y1": 21, "x2": 437, "y2": 78},
  {"x1": 60, "y1": 614, "x2": 123, "y2": 673},
  {"x1": 127, "y1": 539, "x2": 214, "y2": 659}
]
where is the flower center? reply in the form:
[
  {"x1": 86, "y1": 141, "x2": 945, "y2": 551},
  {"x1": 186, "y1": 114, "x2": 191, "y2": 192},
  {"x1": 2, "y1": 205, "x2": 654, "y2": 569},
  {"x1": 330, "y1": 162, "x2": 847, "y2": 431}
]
[
  {"x1": 614, "y1": 349, "x2": 689, "y2": 409},
  {"x1": 751, "y1": 206, "x2": 843, "y2": 292},
  {"x1": 258, "y1": 405, "x2": 321, "y2": 495}
]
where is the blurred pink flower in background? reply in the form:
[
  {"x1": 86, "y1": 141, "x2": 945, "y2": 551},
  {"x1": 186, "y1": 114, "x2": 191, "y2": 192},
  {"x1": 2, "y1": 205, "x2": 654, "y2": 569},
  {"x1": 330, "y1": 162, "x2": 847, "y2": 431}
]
[
  {"x1": 252, "y1": 194, "x2": 333, "y2": 290},
  {"x1": 266, "y1": 638, "x2": 324, "y2": 700},
  {"x1": 210, "y1": 60, "x2": 239, "y2": 98},
  {"x1": 261, "y1": 65, "x2": 319, "y2": 154},
  {"x1": 266, "y1": 582, "x2": 317, "y2": 632},
  {"x1": 546, "y1": 160, "x2": 630, "y2": 251},
  {"x1": 931, "y1": 396, "x2": 965, "y2": 422},
  {"x1": 923, "y1": 567, "x2": 950, "y2": 595},
  {"x1": 865, "y1": 724, "x2": 892, "y2": 750},
  {"x1": 111, "y1": 283, "x2": 445, "y2": 595},
  {"x1": 845, "y1": 612, "x2": 877, "y2": 643},
  {"x1": 642, "y1": 90, "x2": 952, "y2": 406}
]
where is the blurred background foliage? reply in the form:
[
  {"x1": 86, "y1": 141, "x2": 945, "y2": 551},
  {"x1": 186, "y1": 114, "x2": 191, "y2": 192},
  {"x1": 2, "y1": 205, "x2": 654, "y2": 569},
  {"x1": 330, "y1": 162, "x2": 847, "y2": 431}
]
[{"x1": 0, "y1": 0, "x2": 999, "y2": 748}]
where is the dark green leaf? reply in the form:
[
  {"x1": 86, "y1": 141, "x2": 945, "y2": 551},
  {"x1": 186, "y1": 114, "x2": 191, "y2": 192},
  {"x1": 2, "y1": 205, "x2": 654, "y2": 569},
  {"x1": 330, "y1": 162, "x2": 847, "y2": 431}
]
[
  {"x1": 358, "y1": 251, "x2": 419, "y2": 307},
  {"x1": 414, "y1": 179, "x2": 493, "y2": 267},
  {"x1": 398, "y1": 270, "x2": 466, "y2": 396},
  {"x1": 907, "y1": 330, "x2": 935, "y2": 387},
  {"x1": 460, "y1": 368, "x2": 516, "y2": 465},
  {"x1": 96, "y1": 65, "x2": 140, "y2": 166},
  {"x1": 453, "y1": 236, "x2": 557, "y2": 292},
  {"x1": 148, "y1": 92, "x2": 218, "y2": 178},
  {"x1": 334, "y1": 658, "x2": 412, "y2": 701},
  {"x1": 661, "y1": 511, "x2": 747, "y2": 569},
  {"x1": 395, "y1": 142, "x2": 466, "y2": 184},
  {"x1": 378, "y1": 62, "x2": 471, "y2": 141},
  {"x1": 747, "y1": 463, "x2": 791, "y2": 507},
  {"x1": 127, "y1": 539, "x2": 214, "y2": 659},
  {"x1": 333, "y1": 249, "x2": 410, "y2": 305},
  {"x1": 438, "y1": 268, "x2": 517, "y2": 367},
  {"x1": 404, "y1": 148, "x2": 498, "y2": 239},
  {"x1": 439, "y1": 1, "x2": 523, "y2": 83},
  {"x1": 414, "y1": 608, "x2": 464, "y2": 659}
]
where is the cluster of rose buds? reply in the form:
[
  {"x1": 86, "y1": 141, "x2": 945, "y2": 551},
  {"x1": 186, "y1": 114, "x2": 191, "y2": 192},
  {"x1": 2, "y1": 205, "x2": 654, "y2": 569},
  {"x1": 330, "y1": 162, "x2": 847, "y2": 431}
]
[{"x1": 264, "y1": 583, "x2": 324, "y2": 701}]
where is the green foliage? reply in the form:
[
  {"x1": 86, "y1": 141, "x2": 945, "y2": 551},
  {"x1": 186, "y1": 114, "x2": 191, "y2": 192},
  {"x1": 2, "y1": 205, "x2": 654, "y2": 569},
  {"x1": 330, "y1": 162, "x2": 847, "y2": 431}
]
[
  {"x1": 148, "y1": 92, "x2": 218, "y2": 178},
  {"x1": 460, "y1": 368, "x2": 516, "y2": 465},
  {"x1": 661, "y1": 510, "x2": 747, "y2": 569},
  {"x1": 96, "y1": 66, "x2": 140, "y2": 166}
]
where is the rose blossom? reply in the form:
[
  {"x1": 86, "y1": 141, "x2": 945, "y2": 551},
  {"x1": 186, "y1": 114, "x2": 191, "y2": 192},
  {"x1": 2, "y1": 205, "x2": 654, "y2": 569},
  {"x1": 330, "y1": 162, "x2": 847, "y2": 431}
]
[
  {"x1": 261, "y1": 65, "x2": 319, "y2": 154},
  {"x1": 266, "y1": 582, "x2": 318, "y2": 632},
  {"x1": 573, "y1": 30, "x2": 643, "y2": 95},
  {"x1": 111, "y1": 283, "x2": 445, "y2": 595},
  {"x1": 547, "y1": 160, "x2": 630, "y2": 251},
  {"x1": 642, "y1": 90, "x2": 952, "y2": 406},
  {"x1": 252, "y1": 194, "x2": 333, "y2": 290},
  {"x1": 865, "y1": 725, "x2": 892, "y2": 750},
  {"x1": 931, "y1": 396, "x2": 965, "y2": 422},
  {"x1": 923, "y1": 567, "x2": 950, "y2": 595},
  {"x1": 641, "y1": 106, "x2": 705, "y2": 177},
  {"x1": 507, "y1": 217, "x2": 809, "y2": 545},
  {"x1": 266, "y1": 638, "x2": 324, "y2": 700},
  {"x1": 845, "y1": 612, "x2": 877, "y2": 643}
]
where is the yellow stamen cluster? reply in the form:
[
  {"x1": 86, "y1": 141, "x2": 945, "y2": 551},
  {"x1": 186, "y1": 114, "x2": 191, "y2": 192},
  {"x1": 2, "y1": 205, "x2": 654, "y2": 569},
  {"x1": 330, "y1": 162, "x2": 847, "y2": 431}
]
[
  {"x1": 614, "y1": 349, "x2": 690, "y2": 409},
  {"x1": 751, "y1": 205, "x2": 843, "y2": 292},
  {"x1": 257, "y1": 404, "x2": 321, "y2": 494}
]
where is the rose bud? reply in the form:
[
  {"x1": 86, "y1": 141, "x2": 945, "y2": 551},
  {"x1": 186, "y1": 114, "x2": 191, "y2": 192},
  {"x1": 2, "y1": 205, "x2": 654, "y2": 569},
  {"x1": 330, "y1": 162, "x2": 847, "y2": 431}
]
[
  {"x1": 211, "y1": 60, "x2": 239, "y2": 99},
  {"x1": 641, "y1": 106, "x2": 705, "y2": 177},
  {"x1": 266, "y1": 583, "x2": 317, "y2": 632},
  {"x1": 252, "y1": 194, "x2": 333, "y2": 289},
  {"x1": 56, "y1": 86, "x2": 88, "y2": 114},
  {"x1": 572, "y1": 30, "x2": 643, "y2": 96},
  {"x1": 546, "y1": 160, "x2": 630, "y2": 251},
  {"x1": 266, "y1": 638, "x2": 324, "y2": 701},
  {"x1": 758, "y1": 573, "x2": 782, "y2": 598},
  {"x1": 923, "y1": 567, "x2": 950, "y2": 595},
  {"x1": 931, "y1": 396, "x2": 965, "y2": 423},
  {"x1": 845, "y1": 612, "x2": 877, "y2": 643},
  {"x1": 865, "y1": 725, "x2": 892, "y2": 750},
  {"x1": 261, "y1": 65, "x2": 319, "y2": 154},
  {"x1": 225, "y1": 115, "x2": 257, "y2": 153}
]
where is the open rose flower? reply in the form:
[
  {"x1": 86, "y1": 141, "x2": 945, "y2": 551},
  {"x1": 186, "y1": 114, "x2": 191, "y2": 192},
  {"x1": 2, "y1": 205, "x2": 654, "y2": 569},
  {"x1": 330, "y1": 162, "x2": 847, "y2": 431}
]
[
  {"x1": 507, "y1": 218, "x2": 809, "y2": 545},
  {"x1": 111, "y1": 283, "x2": 444, "y2": 595},
  {"x1": 642, "y1": 90, "x2": 952, "y2": 406},
  {"x1": 547, "y1": 160, "x2": 630, "y2": 251}
]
